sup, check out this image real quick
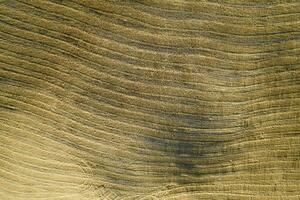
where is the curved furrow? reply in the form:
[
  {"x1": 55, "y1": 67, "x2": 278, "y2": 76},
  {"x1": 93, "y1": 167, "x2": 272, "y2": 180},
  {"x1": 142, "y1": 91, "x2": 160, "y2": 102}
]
[
  {"x1": 1, "y1": 29, "x2": 298, "y2": 99},
  {"x1": 1, "y1": 111, "x2": 293, "y2": 170},
  {"x1": 13, "y1": 0, "x2": 300, "y2": 61},
  {"x1": 22, "y1": 0, "x2": 300, "y2": 28},
  {"x1": 1, "y1": 95, "x2": 298, "y2": 178},
  {"x1": 4, "y1": 2, "x2": 300, "y2": 54},
  {"x1": 0, "y1": 159, "x2": 86, "y2": 188},
  {"x1": 1, "y1": 38, "x2": 299, "y2": 93},
  {"x1": 2, "y1": 112, "x2": 293, "y2": 170},
  {"x1": 0, "y1": 57, "x2": 295, "y2": 119},
  {"x1": 2, "y1": 11, "x2": 299, "y2": 72},
  {"x1": 0, "y1": 23, "x2": 264, "y2": 77},
  {"x1": 0, "y1": 67, "x2": 298, "y2": 147},
  {"x1": 0, "y1": 18, "x2": 298, "y2": 80},
  {"x1": 0, "y1": 85, "x2": 298, "y2": 159},
  {"x1": 4, "y1": 141, "x2": 296, "y2": 188},
  {"x1": 0, "y1": 69, "x2": 298, "y2": 138},
  {"x1": 1, "y1": 48, "x2": 299, "y2": 105},
  {"x1": 74, "y1": 0, "x2": 300, "y2": 35},
  {"x1": 0, "y1": 59, "x2": 298, "y2": 126},
  {"x1": 3, "y1": 141, "x2": 296, "y2": 190},
  {"x1": 68, "y1": 0, "x2": 300, "y2": 25},
  {"x1": 2, "y1": 108, "x2": 298, "y2": 164},
  {"x1": 2, "y1": 2, "x2": 300, "y2": 60},
  {"x1": 16, "y1": 0, "x2": 300, "y2": 39},
  {"x1": 0, "y1": 71, "x2": 242, "y2": 130},
  {"x1": 132, "y1": 0, "x2": 300, "y2": 17},
  {"x1": 0, "y1": 90, "x2": 244, "y2": 147},
  {"x1": 1, "y1": 92, "x2": 298, "y2": 173},
  {"x1": 2, "y1": 48, "x2": 298, "y2": 113},
  {"x1": 202, "y1": 1, "x2": 299, "y2": 7},
  {"x1": 82, "y1": 0, "x2": 299, "y2": 20},
  {"x1": 0, "y1": 87, "x2": 241, "y2": 150},
  {"x1": 0, "y1": 13, "x2": 300, "y2": 81},
  {"x1": 1, "y1": 1, "x2": 299, "y2": 199},
  {"x1": 4, "y1": 10, "x2": 300, "y2": 65}
]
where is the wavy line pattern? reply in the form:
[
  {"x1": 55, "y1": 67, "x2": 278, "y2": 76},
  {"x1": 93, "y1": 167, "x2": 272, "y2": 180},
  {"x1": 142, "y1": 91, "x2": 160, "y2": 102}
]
[{"x1": 0, "y1": 0, "x2": 299, "y2": 199}]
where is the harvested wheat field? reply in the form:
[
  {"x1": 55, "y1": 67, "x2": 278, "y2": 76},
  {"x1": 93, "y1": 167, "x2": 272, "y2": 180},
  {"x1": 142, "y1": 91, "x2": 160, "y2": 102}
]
[{"x1": 0, "y1": 0, "x2": 300, "y2": 199}]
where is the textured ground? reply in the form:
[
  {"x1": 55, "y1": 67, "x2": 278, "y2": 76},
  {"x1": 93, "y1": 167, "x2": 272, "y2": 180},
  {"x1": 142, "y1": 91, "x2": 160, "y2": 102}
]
[{"x1": 0, "y1": 0, "x2": 300, "y2": 199}]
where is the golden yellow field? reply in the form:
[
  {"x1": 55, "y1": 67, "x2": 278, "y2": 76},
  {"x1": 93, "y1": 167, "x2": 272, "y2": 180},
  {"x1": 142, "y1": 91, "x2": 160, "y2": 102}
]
[{"x1": 0, "y1": 0, "x2": 300, "y2": 199}]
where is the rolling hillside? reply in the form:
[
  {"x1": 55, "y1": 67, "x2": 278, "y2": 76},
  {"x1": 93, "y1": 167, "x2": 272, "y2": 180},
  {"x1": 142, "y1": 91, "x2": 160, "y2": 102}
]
[{"x1": 0, "y1": 0, "x2": 300, "y2": 199}]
